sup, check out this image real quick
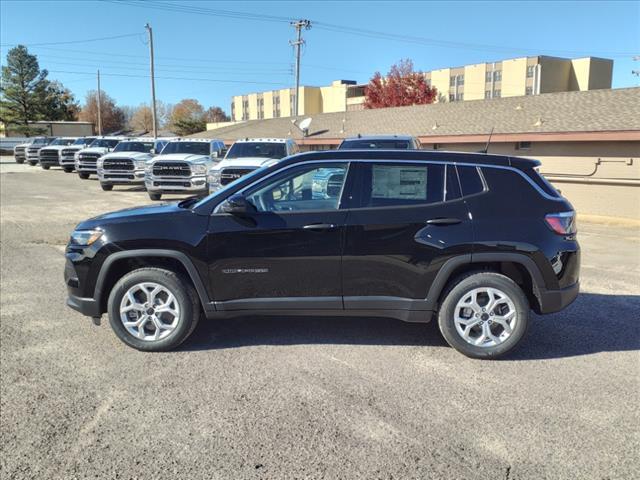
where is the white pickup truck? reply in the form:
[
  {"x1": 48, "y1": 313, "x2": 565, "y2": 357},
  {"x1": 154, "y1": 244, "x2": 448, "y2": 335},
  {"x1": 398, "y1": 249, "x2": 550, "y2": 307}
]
[
  {"x1": 75, "y1": 137, "x2": 126, "y2": 179},
  {"x1": 144, "y1": 138, "x2": 226, "y2": 201},
  {"x1": 207, "y1": 138, "x2": 299, "y2": 194}
]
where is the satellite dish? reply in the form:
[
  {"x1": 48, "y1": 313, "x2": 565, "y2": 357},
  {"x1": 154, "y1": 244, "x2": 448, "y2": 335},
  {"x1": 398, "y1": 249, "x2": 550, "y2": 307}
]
[{"x1": 299, "y1": 117, "x2": 312, "y2": 131}]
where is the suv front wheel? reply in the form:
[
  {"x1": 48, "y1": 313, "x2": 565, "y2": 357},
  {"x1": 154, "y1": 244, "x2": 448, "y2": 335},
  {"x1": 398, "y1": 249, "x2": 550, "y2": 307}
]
[
  {"x1": 438, "y1": 272, "x2": 529, "y2": 359},
  {"x1": 107, "y1": 268, "x2": 200, "y2": 351}
]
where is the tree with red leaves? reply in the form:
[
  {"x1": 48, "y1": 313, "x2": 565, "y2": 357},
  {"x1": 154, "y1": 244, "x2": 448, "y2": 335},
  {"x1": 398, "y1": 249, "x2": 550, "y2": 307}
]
[{"x1": 364, "y1": 59, "x2": 437, "y2": 109}]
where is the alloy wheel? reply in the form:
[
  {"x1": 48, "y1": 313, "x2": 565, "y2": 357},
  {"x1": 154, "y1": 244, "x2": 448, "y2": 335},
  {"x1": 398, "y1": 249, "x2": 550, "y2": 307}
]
[
  {"x1": 453, "y1": 287, "x2": 517, "y2": 347},
  {"x1": 119, "y1": 282, "x2": 180, "y2": 341}
]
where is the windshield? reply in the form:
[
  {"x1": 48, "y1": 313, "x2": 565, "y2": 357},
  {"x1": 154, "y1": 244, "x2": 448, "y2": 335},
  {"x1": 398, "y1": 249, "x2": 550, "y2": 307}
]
[
  {"x1": 161, "y1": 142, "x2": 210, "y2": 156},
  {"x1": 225, "y1": 142, "x2": 286, "y2": 159},
  {"x1": 339, "y1": 139, "x2": 411, "y2": 150},
  {"x1": 113, "y1": 141, "x2": 154, "y2": 153},
  {"x1": 32, "y1": 138, "x2": 50, "y2": 145},
  {"x1": 73, "y1": 137, "x2": 95, "y2": 146},
  {"x1": 89, "y1": 139, "x2": 120, "y2": 148},
  {"x1": 50, "y1": 138, "x2": 76, "y2": 146}
]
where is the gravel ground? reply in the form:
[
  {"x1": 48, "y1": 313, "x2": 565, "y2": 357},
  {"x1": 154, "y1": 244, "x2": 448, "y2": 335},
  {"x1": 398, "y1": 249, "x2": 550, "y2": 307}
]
[{"x1": 1, "y1": 158, "x2": 639, "y2": 479}]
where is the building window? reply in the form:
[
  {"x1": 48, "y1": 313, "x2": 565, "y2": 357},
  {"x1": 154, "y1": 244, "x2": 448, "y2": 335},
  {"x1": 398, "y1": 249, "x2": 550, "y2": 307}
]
[
  {"x1": 273, "y1": 94, "x2": 280, "y2": 118},
  {"x1": 493, "y1": 70, "x2": 502, "y2": 82},
  {"x1": 516, "y1": 141, "x2": 532, "y2": 150},
  {"x1": 231, "y1": 102, "x2": 235, "y2": 121},
  {"x1": 527, "y1": 65, "x2": 534, "y2": 78},
  {"x1": 257, "y1": 97, "x2": 264, "y2": 119},
  {"x1": 493, "y1": 89, "x2": 501, "y2": 98},
  {"x1": 485, "y1": 71, "x2": 492, "y2": 82},
  {"x1": 290, "y1": 93, "x2": 297, "y2": 114},
  {"x1": 449, "y1": 94, "x2": 456, "y2": 102},
  {"x1": 450, "y1": 74, "x2": 464, "y2": 86},
  {"x1": 525, "y1": 86, "x2": 533, "y2": 96},
  {"x1": 485, "y1": 90, "x2": 492, "y2": 99},
  {"x1": 242, "y1": 98, "x2": 249, "y2": 121},
  {"x1": 457, "y1": 93, "x2": 464, "y2": 101}
]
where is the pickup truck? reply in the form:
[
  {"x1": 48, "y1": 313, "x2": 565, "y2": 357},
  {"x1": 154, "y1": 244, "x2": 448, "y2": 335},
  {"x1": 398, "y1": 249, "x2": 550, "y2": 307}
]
[
  {"x1": 25, "y1": 137, "x2": 56, "y2": 165},
  {"x1": 144, "y1": 139, "x2": 225, "y2": 201},
  {"x1": 59, "y1": 137, "x2": 97, "y2": 173},
  {"x1": 207, "y1": 138, "x2": 299, "y2": 194},
  {"x1": 38, "y1": 137, "x2": 79, "y2": 169},
  {"x1": 97, "y1": 138, "x2": 172, "y2": 191},
  {"x1": 75, "y1": 137, "x2": 126, "y2": 179}
]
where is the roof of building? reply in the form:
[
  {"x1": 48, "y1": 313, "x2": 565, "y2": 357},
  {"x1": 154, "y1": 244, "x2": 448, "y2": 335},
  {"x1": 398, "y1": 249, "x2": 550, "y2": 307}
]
[{"x1": 192, "y1": 87, "x2": 640, "y2": 144}]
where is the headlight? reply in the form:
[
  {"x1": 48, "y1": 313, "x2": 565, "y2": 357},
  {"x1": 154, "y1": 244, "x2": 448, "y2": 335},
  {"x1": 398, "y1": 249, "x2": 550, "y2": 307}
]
[
  {"x1": 97, "y1": 157, "x2": 104, "y2": 168},
  {"x1": 145, "y1": 163, "x2": 154, "y2": 174},
  {"x1": 191, "y1": 164, "x2": 207, "y2": 174},
  {"x1": 70, "y1": 229, "x2": 103, "y2": 246},
  {"x1": 207, "y1": 170, "x2": 221, "y2": 186},
  {"x1": 134, "y1": 159, "x2": 146, "y2": 169}
]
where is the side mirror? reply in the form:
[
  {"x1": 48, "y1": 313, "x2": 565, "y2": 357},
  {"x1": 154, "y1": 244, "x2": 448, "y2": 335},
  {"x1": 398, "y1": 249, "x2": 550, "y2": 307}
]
[
  {"x1": 220, "y1": 194, "x2": 256, "y2": 215},
  {"x1": 210, "y1": 151, "x2": 219, "y2": 159}
]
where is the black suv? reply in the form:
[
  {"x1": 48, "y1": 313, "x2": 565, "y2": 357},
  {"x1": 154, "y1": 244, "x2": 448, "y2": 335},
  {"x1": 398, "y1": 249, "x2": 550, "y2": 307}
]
[{"x1": 65, "y1": 150, "x2": 579, "y2": 358}]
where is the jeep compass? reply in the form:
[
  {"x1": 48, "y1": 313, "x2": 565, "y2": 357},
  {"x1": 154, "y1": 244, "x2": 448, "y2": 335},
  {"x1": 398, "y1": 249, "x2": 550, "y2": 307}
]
[{"x1": 64, "y1": 150, "x2": 580, "y2": 358}]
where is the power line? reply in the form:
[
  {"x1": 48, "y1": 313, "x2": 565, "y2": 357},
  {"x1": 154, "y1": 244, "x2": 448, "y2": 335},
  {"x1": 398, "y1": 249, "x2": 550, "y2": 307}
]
[
  {"x1": 0, "y1": 32, "x2": 142, "y2": 47},
  {"x1": 46, "y1": 69, "x2": 288, "y2": 86},
  {"x1": 104, "y1": 0, "x2": 638, "y2": 58}
]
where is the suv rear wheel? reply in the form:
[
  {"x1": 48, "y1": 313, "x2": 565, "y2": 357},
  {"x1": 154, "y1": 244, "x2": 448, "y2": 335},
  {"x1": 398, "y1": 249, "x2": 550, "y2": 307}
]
[
  {"x1": 438, "y1": 272, "x2": 529, "y2": 359},
  {"x1": 107, "y1": 268, "x2": 200, "y2": 351}
]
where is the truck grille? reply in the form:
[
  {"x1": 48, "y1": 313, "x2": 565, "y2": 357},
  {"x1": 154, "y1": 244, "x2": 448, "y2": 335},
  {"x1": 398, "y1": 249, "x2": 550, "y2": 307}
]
[
  {"x1": 103, "y1": 158, "x2": 134, "y2": 171},
  {"x1": 220, "y1": 167, "x2": 257, "y2": 186},
  {"x1": 27, "y1": 147, "x2": 40, "y2": 155},
  {"x1": 15, "y1": 146, "x2": 26, "y2": 154},
  {"x1": 153, "y1": 162, "x2": 191, "y2": 177},
  {"x1": 61, "y1": 148, "x2": 80, "y2": 157},
  {"x1": 39, "y1": 149, "x2": 59, "y2": 161},
  {"x1": 78, "y1": 152, "x2": 101, "y2": 164}
]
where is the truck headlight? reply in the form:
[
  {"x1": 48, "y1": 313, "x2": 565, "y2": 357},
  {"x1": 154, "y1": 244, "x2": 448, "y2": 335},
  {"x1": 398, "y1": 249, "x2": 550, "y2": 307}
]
[
  {"x1": 208, "y1": 170, "x2": 221, "y2": 187},
  {"x1": 134, "y1": 159, "x2": 146, "y2": 169},
  {"x1": 97, "y1": 158, "x2": 104, "y2": 169},
  {"x1": 70, "y1": 229, "x2": 103, "y2": 246},
  {"x1": 191, "y1": 164, "x2": 207, "y2": 174},
  {"x1": 145, "y1": 164, "x2": 154, "y2": 174}
]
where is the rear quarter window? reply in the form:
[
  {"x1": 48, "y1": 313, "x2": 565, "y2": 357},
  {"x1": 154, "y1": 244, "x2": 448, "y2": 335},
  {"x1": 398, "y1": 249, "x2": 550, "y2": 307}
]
[
  {"x1": 522, "y1": 168, "x2": 561, "y2": 198},
  {"x1": 456, "y1": 166, "x2": 486, "y2": 196}
]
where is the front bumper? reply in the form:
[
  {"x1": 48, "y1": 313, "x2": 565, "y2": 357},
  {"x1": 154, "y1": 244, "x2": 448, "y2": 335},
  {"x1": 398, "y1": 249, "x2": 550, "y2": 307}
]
[
  {"x1": 99, "y1": 169, "x2": 145, "y2": 185},
  {"x1": 40, "y1": 158, "x2": 60, "y2": 167},
  {"x1": 537, "y1": 281, "x2": 580, "y2": 314},
  {"x1": 60, "y1": 155, "x2": 77, "y2": 167},
  {"x1": 67, "y1": 293, "x2": 101, "y2": 317},
  {"x1": 145, "y1": 174, "x2": 208, "y2": 194}
]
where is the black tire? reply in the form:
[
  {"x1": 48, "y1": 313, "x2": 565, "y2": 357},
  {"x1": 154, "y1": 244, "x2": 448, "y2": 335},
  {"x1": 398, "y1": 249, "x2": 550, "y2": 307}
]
[
  {"x1": 437, "y1": 272, "x2": 529, "y2": 359},
  {"x1": 28, "y1": 161, "x2": 38, "y2": 166},
  {"x1": 101, "y1": 183, "x2": 114, "y2": 191},
  {"x1": 78, "y1": 173, "x2": 90, "y2": 179},
  {"x1": 107, "y1": 268, "x2": 200, "y2": 352},
  {"x1": 15, "y1": 158, "x2": 24, "y2": 164},
  {"x1": 63, "y1": 167, "x2": 74, "y2": 173},
  {"x1": 149, "y1": 192, "x2": 162, "y2": 201},
  {"x1": 42, "y1": 165, "x2": 50, "y2": 170}
]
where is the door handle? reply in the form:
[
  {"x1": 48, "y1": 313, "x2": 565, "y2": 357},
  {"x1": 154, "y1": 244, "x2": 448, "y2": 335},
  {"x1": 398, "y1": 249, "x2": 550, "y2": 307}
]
[
  {"x1": 303, "y1": 223, "x2": 337, "y2": 231},
  {"x1": 426, "y1": 217, "x2": 462, "y2": 226}
]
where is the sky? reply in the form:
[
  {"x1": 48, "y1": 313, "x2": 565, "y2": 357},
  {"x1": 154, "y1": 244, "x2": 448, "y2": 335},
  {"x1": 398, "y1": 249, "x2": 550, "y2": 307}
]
[{"x1": 1, "y1": 0, "x2": 639, "y2": 113}]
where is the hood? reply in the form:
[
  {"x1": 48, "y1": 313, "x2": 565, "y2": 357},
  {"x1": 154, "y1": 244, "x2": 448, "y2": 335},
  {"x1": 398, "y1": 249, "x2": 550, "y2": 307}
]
[
  {"x1": 62, "y1": 145, "x2": 84, "y2": 152},
  {"x1": 213, "y1": 157, "x2": 277, "y2": 171},
  {"x1": 79, "y1": 147, "x2": 110, "y2": 155},
  {"x1": 15, "y1": 143, "x2": 30, "y2": 148},
  {"x1": 76, "y1": 202, "x2": 186, "y2": 230},
  {"x1": 153, "y1": 153, "x2": 208, "y2": 163},
  {"x1": 40, "y1": 145, "x2": 70, "y2": 152},
  {"x1": 101, "y1": 151, "x2": 152, "y2": 161}
]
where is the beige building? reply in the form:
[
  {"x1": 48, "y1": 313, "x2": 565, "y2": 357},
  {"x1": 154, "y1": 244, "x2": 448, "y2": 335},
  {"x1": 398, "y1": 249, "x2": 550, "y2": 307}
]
[
  {"x1": 199, "y1": 87, "x2": 640, "y2": 221},
  {"x1": 0, "y1": 120, "x2": 94, "y2": 137},
  {"x1": 232, "y1": 55, "x2": 613, "y2": 120}
]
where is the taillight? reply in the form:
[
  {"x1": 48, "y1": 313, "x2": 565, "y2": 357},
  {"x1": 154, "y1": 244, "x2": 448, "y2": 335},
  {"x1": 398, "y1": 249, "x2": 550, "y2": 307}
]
[{"x1": 545, "y1": 211, "x2": 577, "y2": 235}]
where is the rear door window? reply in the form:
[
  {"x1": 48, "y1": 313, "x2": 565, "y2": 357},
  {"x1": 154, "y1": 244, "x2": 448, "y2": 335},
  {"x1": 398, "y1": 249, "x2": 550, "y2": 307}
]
[{"x1": 355, "y1": 162, "x2": 445, "y2": 208}]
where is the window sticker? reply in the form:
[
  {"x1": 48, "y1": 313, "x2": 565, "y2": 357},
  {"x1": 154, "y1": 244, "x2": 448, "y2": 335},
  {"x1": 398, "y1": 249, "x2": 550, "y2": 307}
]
[{"x1": 371, "y1": 165, "x2": 427, "y2": 200}]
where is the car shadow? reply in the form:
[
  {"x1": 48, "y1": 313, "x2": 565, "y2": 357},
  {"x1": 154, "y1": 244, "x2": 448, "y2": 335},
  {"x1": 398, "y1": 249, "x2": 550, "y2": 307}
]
[{"x1": 180, "y1": 293, "x2": 640, "y2": 360}]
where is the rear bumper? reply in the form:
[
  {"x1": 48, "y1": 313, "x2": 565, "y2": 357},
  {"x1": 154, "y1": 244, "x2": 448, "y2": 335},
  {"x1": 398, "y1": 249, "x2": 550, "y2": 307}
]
[{"x1": 537, "y1": 281, "x2": 580, "y2": 314}]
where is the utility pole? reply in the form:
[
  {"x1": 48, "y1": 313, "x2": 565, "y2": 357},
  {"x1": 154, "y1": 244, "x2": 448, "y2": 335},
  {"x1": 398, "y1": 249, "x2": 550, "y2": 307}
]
[
  {"x1": 145, "y1": 23, "x2": 158, "y2": 138},
  {"x1": 96, "y1": 69, "x2": 102, "y2": 135},
  {"x1": 289, "y1": 19, "x2": 311, "y2": 117}
]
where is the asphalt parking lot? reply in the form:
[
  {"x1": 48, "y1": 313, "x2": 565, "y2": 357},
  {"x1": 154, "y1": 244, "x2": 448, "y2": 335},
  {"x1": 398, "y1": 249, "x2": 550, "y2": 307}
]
[{"x1": 1, "y1": 157, "x2": 638, "y2": 479}]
